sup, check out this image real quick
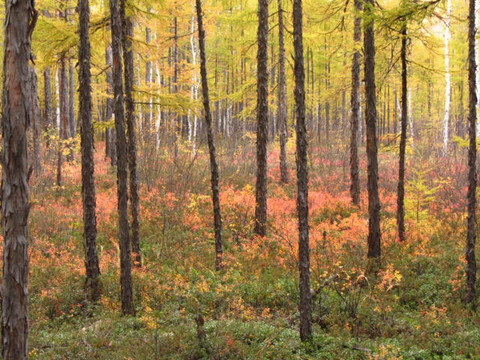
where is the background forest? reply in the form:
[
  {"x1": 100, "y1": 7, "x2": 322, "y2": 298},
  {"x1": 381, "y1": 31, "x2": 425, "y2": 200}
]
[{"x1": 0, "y1": 0, "x2": 479, "y2": 358}]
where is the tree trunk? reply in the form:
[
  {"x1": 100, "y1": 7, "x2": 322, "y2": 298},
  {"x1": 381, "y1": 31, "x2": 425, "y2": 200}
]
[
  {"x1": 110, "y1": 0, "x2": 135, "y2": 316},
  {"x1": 57, "y1": 59, "x2": 69, "y2": 186},
  {"x1": 105, "y1": 45, "x2": 117, "y2": 166},
  {"x1": 293, "y1": 0, "x2": 312, "y2": 342},
  {"x1": 173, "y1": 17, "x2": 179, "y2": 159},
  {"x1": 189, "y1": 14, "x2": 199, "y2": 156},
  {"x1": 349, "y1": 0, "x2": 362, "y2": 207},
  {"x1": 442, "y1": 0, "x2": 451, "y2": 157},
  {"x1": 466, "y1": 0, "x2": 477, "y2": 305},
  {"x1": 120, "y1": 0, "x2": 141, "y2": 267},
  {"x1": 364, "y1": 0, "x2": 381, "y2": 259},
  {"x1": 145, "y1": 26, "x2": 152, "y2": 138},
  {"x1": 254, "y1": 0, "x2": 269, "y2": 237},
  {"x1": 278, "y1": 0, "x2": 288, "y2": 184},
  {"x1": 29, "y1": 67, "x2": 42, "y2": 173},
  {"x1": 476, "y1": 0, "x2": 480, "y2": 136},
  {"x1": 397, "y1": 22, "x2": 408, "y2": 243},
  {"x1": 2, "y1": 1, "x2": 36, "y2": 358},
  {"x1": 196, "y1": 0, "x2": 224, "y2": 271},
  {"x1": 79, "y1": 0, "x2": 101, "y2": 302},
  {"x1": 68, "y1": 59, "x2": 76, "y2": 161},
  {"x1": 44, "y1": 67, "x2": 53, "y2": 147},
  {"x1": 408, "y1": 84, "x2": 414, "y2": 147},
  {"x1": 155, "y1": 55, "x2": 162, "y2": 150}
]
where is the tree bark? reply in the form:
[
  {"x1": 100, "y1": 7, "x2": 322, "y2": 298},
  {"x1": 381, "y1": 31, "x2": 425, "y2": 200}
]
[
  {"x1": 68, "y1": 59, "x2": 76, "y2": 161},
  {"x1": 120, "y1": 0, "x2": 141, "y2": 267},
  {"x1": 466, "y1": 0, "x2": 477, "y2": 305},
  {"x1": 293, "y1": 0, "x2": 312, "y2": 342},
  {"x1": 397, "y1": 22, "x2": 408, "y2": 243},
  {"x1": 189, "y1": 15, "x2": 199, "y2": 156},
  {"x1": 442, "y1": 0, "x2": 451, "y2": 156},
  {"x1": 105, "y1": 45, "x2": 117, "y2": 166},
  {"x1": 278, "y1": 0, "x2": 288, "y2": 184},
  {"x1": 2, "y1": 1, "x2": 37, "y2": 358},
  {"x1": 173, "y1": 16, "x2": 179, "y2": 159},
  {"x1": 144, "y1": 26, "x2": 152, "y2": 137},
  {"x1": 254, "y1": 0, "x2": 269, "y2": 237},
  {"x1": 57, "y1": 59, "x2": 69, "y2": 186},
  {"x1": 29, "y1": 67, "x2": 42, "y2": 173},
  {"x1": 79, "y1": 0, "x2": 101, "y2": 302},
  {"x1": 44, "y1": 67, "x2": 53, "y2": 147},
  {"x1": 364, "y1": 0, "x2": 381, "y2": 259},
  {"x1": 196, "y1": 0, "x2": 224, "y2": 271},
  {"x1": 349, "y1": 0, "x2": 362, "y2": 207},
  {"x1": 110, "y1": 0, "x2": 135, "y2": 316}
]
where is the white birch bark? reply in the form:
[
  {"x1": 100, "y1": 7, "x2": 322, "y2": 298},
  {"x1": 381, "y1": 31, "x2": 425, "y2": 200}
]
[
  {"x1": 155, "y1": 61, "x2": 162, "y2": 150},
  {"x1": 154, "y1": 28, "x2": 162, "y2": 150},
  {"x1": 188, "y1": 11, "x2": 200, "y2": 156},
  {"x1": 408, "y1": 86, "x2": 414, "y2": 148}
]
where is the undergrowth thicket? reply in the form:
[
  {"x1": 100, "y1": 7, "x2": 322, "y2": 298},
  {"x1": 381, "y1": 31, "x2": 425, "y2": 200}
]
[{"x1": 26, "y1": 137, "x2": 479, "y2": 359}]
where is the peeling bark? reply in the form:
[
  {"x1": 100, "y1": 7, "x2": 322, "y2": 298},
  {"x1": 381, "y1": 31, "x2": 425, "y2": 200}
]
[
  {"x1": 110, "y1": 0, "x2": 135, "y2": 316},
  {"x1": 254, "y1": 0, "x2": 269, "y2": 237},
  {"x1": 79, "y1": 0, "x2": 101, "y2": 301},
  {"x1": 2, "y1": 0, "x2": 37, "y2": 358}
]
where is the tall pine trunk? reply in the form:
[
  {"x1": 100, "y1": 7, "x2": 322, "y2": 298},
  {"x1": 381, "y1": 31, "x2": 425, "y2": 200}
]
[
  {"x1": 110, "y1": 0, "x2": 135, "y2": 316},
  {"x1": 68, "y1": 59, "x2": 75, "y2": 161},
  {"x1": 293, "y1": 0, "x2": 312, "y2": 342},
  {"x1": 466, "y1": 0, "x2": 477, "y2": 305},
  {"x1": 120, "y1": 0, "x2": 141, "y2": 267},
  {"x1": 254, "y1": 0, "x2": 269, "y2": 237},
  {"x1": 349, "y1": 0, "x2": 362, "y2": 207},
  {"x1": 364, "y1": 0, "x2": 381, "y2": 260},
  {"x1": 145, "y1": 26, "x2": 152, "y2": 137},
  {"x1": 29, "y1": 67, "x2": 42, "y2": 173},
  {"x1": 442, "y1": 0, "x2": 451, "y2": 156},
  {"x1": 397, "y1": 22, "x2": 408, "y2": 243},
  {"x1": 196, "y1": 0, "x2": 224, "y2": 271},
  {"x1": 79, "y1": 0, "x2": 101, "y2": 301},
  {"x1": 2, "y1": 1, "x2": 37, "y2": 358},
  {"x1": 278, "y1": 0, "x2": 288, "y2": 184},
  {"x1": 105, "y1": 45, "x2": 117, "y2": 166},
  {"x1": 57, "y1": 58, "x2": 69, "y2": 186},
  {"x1": 44, "y1": 67, "x2": 53, "y2": 147}
]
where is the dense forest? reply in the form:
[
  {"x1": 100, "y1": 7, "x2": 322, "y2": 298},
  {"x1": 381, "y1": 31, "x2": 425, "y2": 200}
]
[{"x1": 1, "y1": 0, "x2": 479, "y2": 358}]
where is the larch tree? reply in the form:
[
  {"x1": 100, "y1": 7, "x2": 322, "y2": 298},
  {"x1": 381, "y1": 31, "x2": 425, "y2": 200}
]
[
  {"x1": 196, "y1": 0, "x2": 224, "y2": 271},
  {"x1": 364, "y1": 0, "x2": 381, "y2": 260},
  {"x1": 349, "y1": 0, "x2": 362, "y2": 207},
  {"x1": 278, "y1": 0, "x2": 289, "y2": 185},
  {"x1": 57, "y1": 57, "x2": 69, "y2": 186},
  {"x1": 254, "y1": 0, "x2": 269, "y2": 237},
  {"x1": 442, "y1": 0, "x2": 451, "y2": 157},
  {"x1": 29, "y1": 66, "x2": 42, "y2": 173},
  {"x1": 397, "y1": 15, "x2": 408, "y2": 243},
  {"x1": 110, "y1": 0, "x2": 135, "y2": 316},
  {"x1": 293, "y1": 0, "x2": 312, "y2": 342},
  {"x1": 105, "y1": 45, "x2": 117, "y2": 166},
  {"x1": 466, "y1": 0, "x2": 477, "y2": 305},
  {"x1": 79, "y1": 0, "x2": 101, "y2": 301},
  {"x1": 2, "y1": 0, "x2": 37, "y2": 358},
  {"x1": 44, "y1": 66, "x2": 53, "y2": 148},
  {"x1": 120, "y1": 0, "x2": 141, "y2": 267},
  {"x1": 68, "y1": 59, "x2": 76, "y2": 160}
]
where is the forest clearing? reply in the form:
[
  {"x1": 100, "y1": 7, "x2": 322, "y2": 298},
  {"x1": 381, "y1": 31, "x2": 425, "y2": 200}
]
[{"x1": 1, "y1": 0, "x2": 480, "y2": 358}]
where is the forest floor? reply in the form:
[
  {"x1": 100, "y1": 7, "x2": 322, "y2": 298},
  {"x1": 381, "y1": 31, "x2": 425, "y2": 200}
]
[{"x1": 25, "y1": 137, "x2": 480, "y2": 359}]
